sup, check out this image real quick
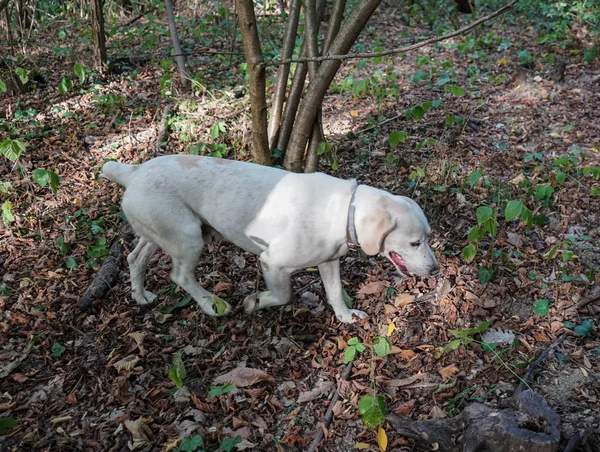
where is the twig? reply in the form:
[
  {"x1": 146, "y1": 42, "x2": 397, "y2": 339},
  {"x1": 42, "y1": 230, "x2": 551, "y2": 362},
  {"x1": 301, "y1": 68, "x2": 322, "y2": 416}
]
[
  {"x1": 262, "y1": 0, "x2": 519, "y2": 67},
  {"x1": 353, "y1": 112, "x2": 403, "y2": 135},
  {"x1": 307, "y1": 362, "x2": 354, "y2": 452},
  {"x1": 120, "y1": 6, "x2": 158, "y2": 27},
  {"x1": 516, "y1": 334, "x2": 566, "y2": 394},
  {"x1": 154, "y1": 104, "x2": 172, "y2": 156}
]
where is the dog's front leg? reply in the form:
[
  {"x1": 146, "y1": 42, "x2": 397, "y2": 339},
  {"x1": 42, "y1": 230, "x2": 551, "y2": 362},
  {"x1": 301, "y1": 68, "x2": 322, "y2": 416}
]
[
  {"x1": 244, "y1": 258, "x2": 292, "y2": 314},
  {"x1": 319, "y1": 259, "x2": 367, "y2": 323}
]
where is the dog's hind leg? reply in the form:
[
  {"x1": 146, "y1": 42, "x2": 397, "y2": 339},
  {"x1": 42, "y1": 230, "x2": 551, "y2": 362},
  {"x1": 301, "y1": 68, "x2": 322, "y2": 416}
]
[
  {"x1": 128, "y1": 237, "x2": 159, "y2": 305},
  {"x1": 166, "y1": 230, "x2": 232, "y2": 317}
]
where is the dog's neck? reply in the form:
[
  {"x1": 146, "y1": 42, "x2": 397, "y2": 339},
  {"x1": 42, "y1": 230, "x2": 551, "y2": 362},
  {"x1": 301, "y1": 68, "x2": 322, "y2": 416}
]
[{"x1": 346, "y1": 184, "x2": 361, "y2": 249}]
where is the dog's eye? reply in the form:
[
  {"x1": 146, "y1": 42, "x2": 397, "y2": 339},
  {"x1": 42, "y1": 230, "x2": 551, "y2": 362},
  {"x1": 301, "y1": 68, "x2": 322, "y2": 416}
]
[{"x1": 410, "y1": 241, "x2": 420, "y2": 247}]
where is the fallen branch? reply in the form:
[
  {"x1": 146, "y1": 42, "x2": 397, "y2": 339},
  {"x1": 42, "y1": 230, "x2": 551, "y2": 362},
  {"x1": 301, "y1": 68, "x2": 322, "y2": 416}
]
[
  {"x1": 262, "y1": 0, "x2": 519, "y2": 67},
  {"x1": 307, "y1": 362, "x2": 353, "y2": 452},
  {"x1": 154, "y1": 104, "x2": 172, "y2": 156},
  {"x1": 121, "y1": 6, "x2": 158, "y2": 27},
  {"x1": 387, "y1": 389, "x2": 560, "y2": 452},
  {"x1": 77, "y1": 224, "x2": 135, "y2": 309},
  {"x1": 516, "y1": 333, "x2": 566, "y2": 394}
]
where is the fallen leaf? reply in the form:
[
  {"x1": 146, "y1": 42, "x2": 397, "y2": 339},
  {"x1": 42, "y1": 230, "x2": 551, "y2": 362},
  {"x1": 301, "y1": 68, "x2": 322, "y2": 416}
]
[
  {"x1": 50, "y1": 416, "x2": 72, "y2": 424},
  {"x1": 429, "y1": 406, "x2": 447, "y2": 419},
  {"x1": 128, "y1": 332, "x2": 146, "y2": 356},
  {"x1": 214, "y1": 367, "x2": 275, "y2": 387},
  {"x1": 386, "y1": 322, "x2": 396, "y2": 337},
  {"x1": 439, "y1": 364, "x2": 458, "y2": 381},
  {"x1": 482, "y1": 328, "x2": 516, "y2": 345},
  {"x1": 124, "y1": 418, "x2": 151, "y2": 450},
  {"x1": 355, "y1": 443, "x2": 370, "y2": 449},
  {"x1": 394, "y1": 293, "x2": 415, "y2": 307},
  {"x1": 358, "y1": 281, "x2": 384, "y2": 295},
  {"x1": 113, "y1": 355, "x2": 140, "y2": 372},
  {"x1": 214, "y1": 281, "x2": 233, "y2": 293},
  {"x1": 377, "y1": 426, "x2": 388, "y2": 451},
  {"x1": 393, "y1": 399, "x2": 415, "y2": 415},
  {"x1": 297, "y1": 380, "x2": 333, "y2": 403},
  {"x1": 384, "y1": 372, "x2": 425, "y2": 387}
]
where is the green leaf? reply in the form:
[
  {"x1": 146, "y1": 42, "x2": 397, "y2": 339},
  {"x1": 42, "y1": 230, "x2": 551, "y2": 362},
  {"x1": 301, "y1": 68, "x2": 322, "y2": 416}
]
[
  {"x1": 388, "y1": 130, "x2": 407, "y2": 147},
  {"x1": 32, "y1": 168, "x2": 50, "y2": 188},
  {"x1": 2, "y1": 200, "x2": 15, "y2": 225},
  {"x1": 532, "y1": 215, "x2": 550, "y2": 226},
  {"x1": 55, "y1": 237, "x2": 71, "y2": 255},
  {"x1": 66, "y1": 256, "x2": 78, "y2": 269},
  {"x1": 446, "y1": 85, "x2": 464, "y2": 97},
  {"x1": 468, "y1": 169, "x2": 483, "y2": 187},
  {"x1": 533, "y1": 299, "x2": 549, "y2": 316},
  {"x1": 179, "y1": 434, "x2": 204, "y2": 452},
  {"x1": 210, "y1": 123, "x2": 221, "y2": 139},
  {"x1": 444, "y1": 339, "x2": 463, "y2": 350},
  {"x1": 482, "y1": 218, "x2": 497, "y2": 237},
  {"x1": 413, "y1": 106, "x2": 425, "y2": 121},
  {"x1": 342, "y1": 289, "x2": 353, "y2": 308},
  {"x1": 316, "y1": 142, "x2": 332, "y2": 155},
  {"x1": 504, "y1": 200, "x2": 524, "y2": 221},
  {"x1": 478, "y1": 266, "x2": 494, "y2": 284},
  {"x1": 574, "y1": 320, "x2": 594, "y2": 337},
  {"x1": 0, "y1": 139, "x2": 26, "y2": 162},
  {"x1": 467, "y1": 226, "x2": 484, "y2": 242},
  {"x1": 15, "y1": 67, "x2": 28, "y2": 85},
  {"x1": 432, "y1": 99, "x2": 442, "y2": 107},
  {"x1": 358, "y1": 394, "x2": 376, "y2": 415},
  {"x1": 73, "y1": 63, "x2": 86, "y2": 84},
  {"x1": 168, "y1": 353, "x2": 186, "y2": 389},
  {"x1": 344, "y1": 346, "x2": 356, "y2": 363},
  {"x1": 462, "y1": 244, "x2": 476, "y2": 263},
  {"x1": 212, "y1": 296, "x2": 228, "y2": 316},
  {"x1": 0, "y1": 417, "x2": 18, "y2": 435},
  {"x1": 347, "y1": 337, "x2": 359, "y2": 346},
  {"x1": 0, "y1": 79, "x2": 6, "y2": 93},
  {"x1": 51, "y1": 342, "x2": 66, "y2": 357},
  {"x1": 209, "y1": 383, "x2": 236, "y2": 396},
  {"x1": 476, "y1": 321, "x2": 491, "y2": 333},
  {"x1": 373, "y1": 337, "x2": 392, "y2": 358},
  {"x1": 219, "y1": 435, "x2": 242, "y2": 452},
  {"x1": 355, "y1": 343, "x2": 366, "y2": 353},
  {"x1": 476, "y1": 206, "x2": 493, "y2": 225},
  {"x1": 58, "y1": 77, "x2": 73, "y2": 94},
  {"x1": 362, "y1": 406, "x2": 386, "y2": 429}
]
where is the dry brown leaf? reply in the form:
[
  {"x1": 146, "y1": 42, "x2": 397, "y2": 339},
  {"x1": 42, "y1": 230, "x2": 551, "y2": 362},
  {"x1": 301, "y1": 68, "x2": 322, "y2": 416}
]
[
  {"x1": 384, "y1": 372, "x2": 426, "y2": 387},
  {"x1": 113, "y1": 355, "x2": 140, "y2": 372},
  {"x1": 439, "y1": 364, "x2": 459, "y2": 381},
  {"x1": 394, "y1": 293, "x2": 415, "y2": 307},
  {"x1": 393, "y1": 399, "x2": 415, "y2": 415},
  {"x1": 128, "y1": 332, "x2": 146, "y2": 356},
  {"x1": 358, "y1": 281, "x2": 384, "y2": 295},
  {"x1": 214, "y1": 281, "x2": 233, "y2": 293},
  {"x1": 214, "y1": 367, "x2": 275, "y2": 387},
  {"x1": 124, "y1": 417, "x2": 151, "y2": 450}
]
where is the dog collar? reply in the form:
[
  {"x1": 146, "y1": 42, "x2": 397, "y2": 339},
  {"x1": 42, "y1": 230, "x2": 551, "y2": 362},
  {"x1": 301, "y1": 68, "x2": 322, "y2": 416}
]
[{"x1": 346, "y1": 184, "x2": 361, "y2": 250}]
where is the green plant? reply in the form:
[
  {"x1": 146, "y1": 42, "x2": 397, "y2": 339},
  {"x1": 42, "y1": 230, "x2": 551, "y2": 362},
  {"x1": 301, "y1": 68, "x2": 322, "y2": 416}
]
[
  {"x1": 564, "y1": 320, "x2": 594, "y2": 337},
  {"x1": 0, "y1": 139, "x2": 26, "y2": 162},
  {"x1": 344, "y1": 337, "x2": 366, "y2": 363},
  {"x1": 169, "y1": 353, "x2": 186, "y2": 389},
  {"x1": 179, "y1": 435, "x2": 204, "y2": 452},
  {"x1": 32, "y1": 168, "x2": 60, "y2": 193},
  {"x1": 51, "y1": 342, "x2": 66, "y2": 357},
  {"x1": 209, "y1": 383, "x2": 236, "y2": 396},
  {"x1": 86, "y1": 236, "x2": 110, "y2": 267},
  {"x1": 0, "y1": 418, "x2": 18, "y2": 435},
  {"x1": 373, "y1": 337, "x2": 392, "y2": 357},
  {"x1": 358, "y1": 394, "x2": 386, "y2": 428},
  {"x1": 445, "y1": 321, "x2": 491, "y2": 351},
  {"x1": 219, "y1": 436, "x2": 242, "y2": 452},
  {"x1": 1, "y1": 201, "x2": 14, "y2": 226}
]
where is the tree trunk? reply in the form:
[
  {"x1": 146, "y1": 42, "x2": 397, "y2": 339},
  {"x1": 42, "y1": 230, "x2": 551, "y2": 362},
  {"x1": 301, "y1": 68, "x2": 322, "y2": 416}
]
[
  {"x1": 90, "y1": 0, "x2": 107, "y2": 72},
  {"x1": 283, "y1": 0, "x2": 382, "y2": 172},
  {"x1": 164, "y1": 0, "x2": 189, "y2": 90},
  {"x1": 267, "y1": 0, "x2": 301, "y2": 151},
  {"x1": 236, "y1": 0, "x2": 272, "y2": 166}
]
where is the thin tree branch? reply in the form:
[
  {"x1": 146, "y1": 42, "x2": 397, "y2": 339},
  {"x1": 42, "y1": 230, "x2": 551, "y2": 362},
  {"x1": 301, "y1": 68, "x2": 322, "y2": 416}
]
[{"x1": 263, "y1": 0, "x2": 519, "y2": 68}]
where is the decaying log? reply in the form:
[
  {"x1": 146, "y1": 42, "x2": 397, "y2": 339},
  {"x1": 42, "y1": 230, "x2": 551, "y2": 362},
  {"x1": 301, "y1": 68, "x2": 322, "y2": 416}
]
[
  {"x1": 387, "y1": 390, "x2": 560, "y2": 452},
  {"x1": 77, "y1": 224, "x2": 134, "y2": 309}
]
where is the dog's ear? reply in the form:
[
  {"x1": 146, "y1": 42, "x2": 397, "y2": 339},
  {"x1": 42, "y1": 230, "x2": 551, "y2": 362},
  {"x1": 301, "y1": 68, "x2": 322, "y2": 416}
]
[{"x1": 358, "y1": 207, "x2": 394, "y2": 255}]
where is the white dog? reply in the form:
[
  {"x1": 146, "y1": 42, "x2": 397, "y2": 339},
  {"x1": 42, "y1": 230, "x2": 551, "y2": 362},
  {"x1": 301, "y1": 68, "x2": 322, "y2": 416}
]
[{"x1": 102, "y1": 155, "x2": 439, "y2": 323}]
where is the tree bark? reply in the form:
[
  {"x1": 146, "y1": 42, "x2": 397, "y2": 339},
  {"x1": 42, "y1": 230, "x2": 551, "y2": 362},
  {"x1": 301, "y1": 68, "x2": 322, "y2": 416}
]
[
  {"x1": 267, "y1": 0, "x2": 301, "y2": 151},
  {"x1": 90, "y1": 0, "x2": 107, "y2": 72},
  {"x1": 164, "y1": 0, "x2": 189, "y2": 90},
  {"x1": 0, "y1": 0, "x2": 9, "y2": 14},
  {"x1": 284, "y1": 0, "x2": 382, "y2": 172},
  {"x1": 236, "y1": 0, "x2": 272, "y2": 165}
]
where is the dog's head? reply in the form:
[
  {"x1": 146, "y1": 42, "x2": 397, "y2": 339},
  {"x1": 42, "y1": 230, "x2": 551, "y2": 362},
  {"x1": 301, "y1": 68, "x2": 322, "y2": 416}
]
[{"x1": 356, "y1": 194, "x2": 439, "y2": 278}]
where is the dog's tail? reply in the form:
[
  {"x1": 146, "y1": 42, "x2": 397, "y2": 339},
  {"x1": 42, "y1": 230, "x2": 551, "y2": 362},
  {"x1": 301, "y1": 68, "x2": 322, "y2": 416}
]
[{"x1": 101, "y1": 160, "x2": 137, "y2": 187}]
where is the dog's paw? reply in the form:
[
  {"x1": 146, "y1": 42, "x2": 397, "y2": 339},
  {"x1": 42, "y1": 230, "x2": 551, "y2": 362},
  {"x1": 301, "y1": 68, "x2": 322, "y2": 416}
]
[
  {"x1": 243, "y1": 293, "x2": 259, "y2": 314},
  {"x1": 133, "y1": 290, "x2": 157, "y2": 305},
  {"x1": 336, "y1": 309, "x2": 368, "y2": 324}
]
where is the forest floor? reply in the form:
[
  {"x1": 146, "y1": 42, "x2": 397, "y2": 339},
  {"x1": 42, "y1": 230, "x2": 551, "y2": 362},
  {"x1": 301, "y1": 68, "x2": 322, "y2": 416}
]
[{"x1": 1, "y1": 3, "x2": 600, "y2": 452}]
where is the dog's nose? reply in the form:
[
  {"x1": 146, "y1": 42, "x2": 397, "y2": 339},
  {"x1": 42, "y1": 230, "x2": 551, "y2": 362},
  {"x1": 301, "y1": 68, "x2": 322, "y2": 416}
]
[{"x1": 429, "y1": 265, "x2": 440, "y2": 276}]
